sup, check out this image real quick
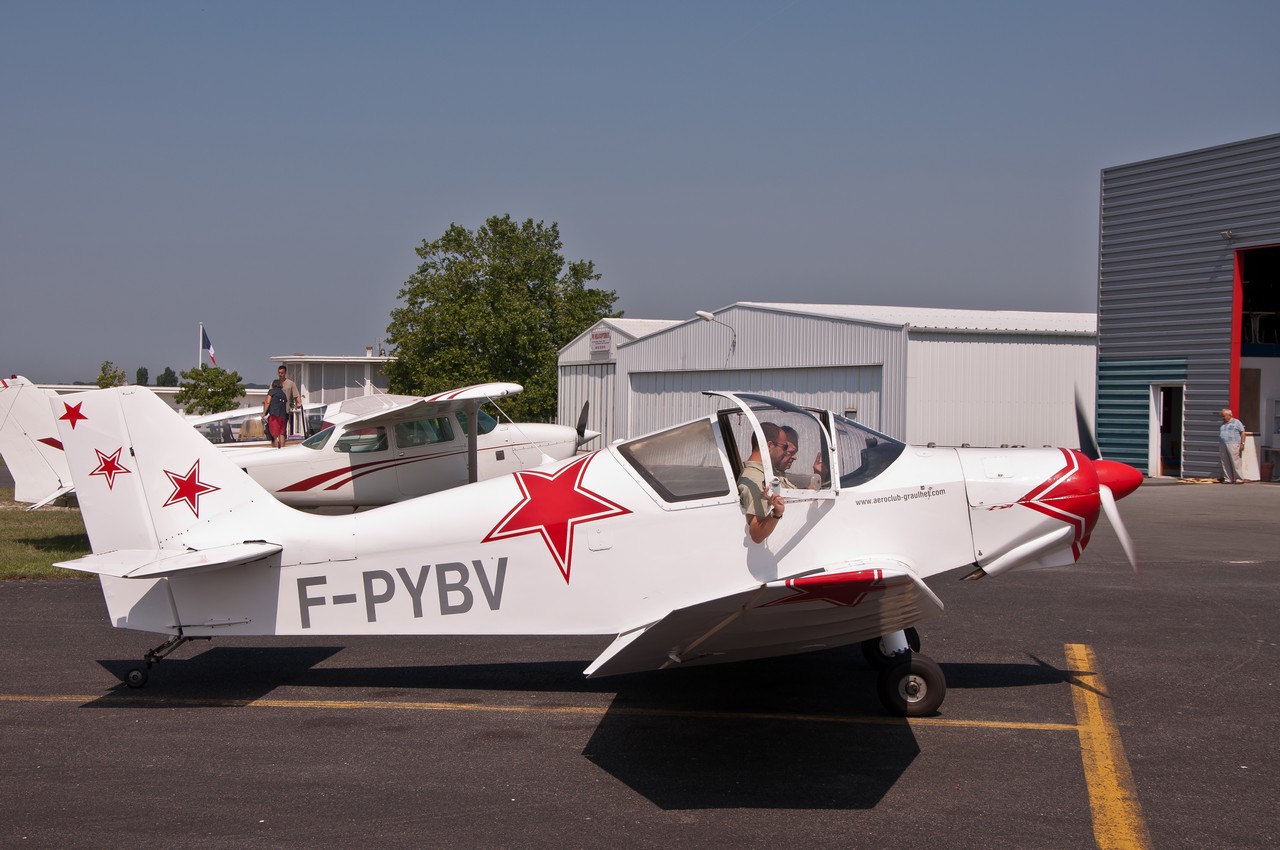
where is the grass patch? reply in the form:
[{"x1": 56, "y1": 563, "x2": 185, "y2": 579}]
[{"x1": 0, "y1": 483, "x2": 93, "y2": 580}]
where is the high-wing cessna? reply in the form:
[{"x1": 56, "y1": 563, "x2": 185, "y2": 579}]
[
  {"x1": 49, "y1": 385, "x2": 1141, "y2": 716},
  {"x1": 2, "y1": 376, "x2": 593, "y2": 510},
  {"x1": 228, "y1": 383, "x2": 596, "y2": 508}
]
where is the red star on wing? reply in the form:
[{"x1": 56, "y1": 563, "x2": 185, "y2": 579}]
[
  {"x1": 162, "y1": 459, "x2": 220, "y2": 517},
  {"x1": 88, "y1": 447, "x2": 131, "y2": 490},
  {"x1": 482, "y1": 453, "x2": 629, "y2": 584},
  {"x1": 760, "y1": 569, "x2": 887, "y2": 608},
  {"x1": 59, "y1": 401, "x2": 88, "y2": 430}
]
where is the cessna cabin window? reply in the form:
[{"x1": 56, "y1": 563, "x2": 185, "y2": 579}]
[
  {"x1": 301, "y1": 426, "x2": 334, "y2": 450},
  {"x1": 454, "y1": 409, "x2": 498, "y2": 436},
  {"x1": 395, "y1": 416, "x2": 455, "y2": 448},
  {"x1": 334, "y1": 426, "x2": 388, "y2": 454},
  {"x1": 832, "y1": 415, "x2": 904, "y2": 488},
  {"x1": 617, "y1": 419, "x2": 730, "y2": 503}
]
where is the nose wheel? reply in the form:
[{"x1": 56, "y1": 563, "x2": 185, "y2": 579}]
[{"x1": 877, "y1": 652, "x2": 945, "y2": 717}]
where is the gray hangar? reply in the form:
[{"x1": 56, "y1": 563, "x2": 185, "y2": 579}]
[
  {"x1": 559, "y1": 303, "x2": 1096, "y2": 450},
  {"x1": 1098, "y1": 132, "x2": 1280, "y2": 480}
]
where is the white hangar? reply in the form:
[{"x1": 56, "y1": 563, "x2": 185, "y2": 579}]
[{"x1": 559, "y1": 303, "x2": 1097, "y2": 449}]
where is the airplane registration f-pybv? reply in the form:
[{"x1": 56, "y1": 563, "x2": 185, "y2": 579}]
[{"x1": 50, "y1": 385, "x2": 1142, "y2": 716}]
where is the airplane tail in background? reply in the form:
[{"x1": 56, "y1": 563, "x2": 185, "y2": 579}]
[
  {"x1": 51, "y1": 386, "x2": 292, "y2": 554},
  {"x1": 0, "y1": 376, "x2": 73, "y2": 506}
]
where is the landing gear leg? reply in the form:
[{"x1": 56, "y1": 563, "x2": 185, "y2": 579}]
[
  {"x1": 123, "y1": 633, "x2": 210, "y2": 688},
  {"x1": 860, "y1": 627, "x2": 921, "y2": 670}
]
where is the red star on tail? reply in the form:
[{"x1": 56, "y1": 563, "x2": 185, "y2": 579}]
[
  {"x1": 482, "y1": 454, "x2": 629, "y2": 584},
  {"x1": 162, "y1": 460, "x2": 220, "y2": 517},
  {"x1": 59, "y1": 401, "x2": 88, "y2": 430},
  {"x1": 89, "y1": 447, "x2": 131, "y2": 490}
]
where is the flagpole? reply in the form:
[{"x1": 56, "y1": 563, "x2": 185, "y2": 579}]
[{"x1": 198, "y1": 322, "x2": 204, "y2": 369}]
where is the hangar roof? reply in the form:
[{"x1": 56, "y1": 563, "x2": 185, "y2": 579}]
[{"x1": 739, "y1": 303, "x2": 1096, "y2": 335}]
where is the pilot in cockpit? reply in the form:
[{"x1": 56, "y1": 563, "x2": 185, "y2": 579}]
[{"x1": 737, "y1": 422, "x2": 791, "y2": 543}]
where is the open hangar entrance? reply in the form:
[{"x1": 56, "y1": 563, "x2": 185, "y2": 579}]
[{"x1": 1239, "y1": 243, "x2": 1280, "y2": 478}]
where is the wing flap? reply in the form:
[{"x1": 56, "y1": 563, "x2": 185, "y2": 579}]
[
  {"x1": 54, "y1": 542, "x2": 283, "y2": 578},
  {"x1": 585, "y1": 561, "x2": 942, "y2": 678}
]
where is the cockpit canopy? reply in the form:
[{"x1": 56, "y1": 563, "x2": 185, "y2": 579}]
[{"x1": 614, "y1": 393, "x2": 905, "y2": 506}]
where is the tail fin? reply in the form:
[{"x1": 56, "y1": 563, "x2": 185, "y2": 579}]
[
  {"x1": 0, "y1": 376, "x2": 74, "y2": 505},
  {"x1": 51, "y1": 385, "x2": 291, "y2": 553}
]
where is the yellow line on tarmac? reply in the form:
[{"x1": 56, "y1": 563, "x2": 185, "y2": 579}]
[
  {"x1": 1065, "y1": 643, "x2": 1151, "y2": 850},
  {"x1": 0, "y1": 691, "x2": 1076, "y2": 731}
]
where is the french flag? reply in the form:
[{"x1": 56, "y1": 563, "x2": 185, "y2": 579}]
[{"x1": 202, "y1": 328, "x2": 217, "y2": 366}]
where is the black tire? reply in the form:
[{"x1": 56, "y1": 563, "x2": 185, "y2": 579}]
[
  {"x1": 877, "y1": 653, "x2": 945, "y2": 717},
  {"x1": 125, "y1": 667, "x2": 148, "y2": 689},
  {"x1": 860, "y1": 627, "x2": 922, "y2": 670}
]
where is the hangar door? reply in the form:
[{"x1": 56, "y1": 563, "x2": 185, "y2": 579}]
[{"x1": 627, "y1": 366, "x2": 882, "y2": 440}]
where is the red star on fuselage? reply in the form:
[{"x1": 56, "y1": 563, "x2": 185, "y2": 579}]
[
  {"x1": 162, "y1": 460, "x2": 220, "y2": 517},
  {"x1": 482, "y1": 453, "x2": 629, "y2": 583},
  {"x1": 59, "y1": 401, "x2": 88, "y2": 430},
  {"x1": 88, "y1": 447, "x2": 131, "y2": 490}
]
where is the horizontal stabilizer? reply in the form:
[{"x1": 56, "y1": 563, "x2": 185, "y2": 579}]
[
  {"x1": 54, "y1": 541, "x2": 282, "y2": 579},
  {"x1": 26, "y1": 484, "x2": 75, "y2": 511},
  {"x1": 585, "y1": 561, "x2": 942, "y2": 678}
]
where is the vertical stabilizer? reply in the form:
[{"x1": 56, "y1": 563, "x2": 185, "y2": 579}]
[
  {"x1": 52, "y1": 386, "x2": 290, "y2": 552},
  {"x1": 0, "y1": 376, "x2": 73, "y2": 504}
]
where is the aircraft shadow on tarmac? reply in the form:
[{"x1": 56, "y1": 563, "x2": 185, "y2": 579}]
[{"x1": 85, "y1": 645, "x2": 1073, "y2": 810}]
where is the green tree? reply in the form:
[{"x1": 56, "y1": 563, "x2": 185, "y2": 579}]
[
  {"x1": 156, "y1": 366, "x2": 178, "y2": 387},
  {"x1": 175, "y1": 364, "x2": 244, "y2": 415},
  {"x1": 96, "y1": 361, "x2": 126, "y2": 388},
  {"x1": 135, "y1": 367, "x2": 149, "y2": 386},
  {"x1": 386, "y1": 215, "x2": 619, "y2": 421}
]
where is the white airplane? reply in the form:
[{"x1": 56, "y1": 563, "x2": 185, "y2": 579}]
[
  {"x1": 49, "y1": 385, "x2": 1141, "y2": 716},
  {"x1": 227, "y1": 383, "x2": 595, "y2": 508},
  {"x1": 1, "y1": 376, "x2": 594, "y2": 510},
  {"x1": 0, "y1": 376, "x2": 74, "y2": 508}
]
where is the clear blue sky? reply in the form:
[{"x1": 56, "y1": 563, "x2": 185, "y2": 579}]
[{"x1": 3, "y1": 1, "x2": 1277, "y2": 383}]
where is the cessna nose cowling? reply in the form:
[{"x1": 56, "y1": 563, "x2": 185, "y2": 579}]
[{"x1": 1093, "y1": 459, "x2": 1143, "y2": 500}]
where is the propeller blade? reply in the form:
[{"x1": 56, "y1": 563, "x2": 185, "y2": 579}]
[
  {"x1": 575, "y1": 401, "x2": 597, "y2": 448},
  {"x1": 1099, "y1": 484, "x2": 1139, "y2": 575},
  {"x1": 1075, "y1": 390, "x2": 1101, "y2": 461}
]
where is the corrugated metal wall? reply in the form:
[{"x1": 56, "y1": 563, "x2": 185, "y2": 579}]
[
  {"x1": 615, "y1": 305, "x2": 908, "y2": 441},
  {"x1": 1096, "y1": 359, "x2": 1188, "y2": 470},
  {"x1": 1098, "y1": 133, "x2": 1280, "y2": 477},
  {"x1": 558, "y1": 362, "x2": 617, "y2": 445},
  {"x1": 627, "y1": 366, "x2": 883, "y2": 439},
  {"x1": 906, "y1": 332, "x2": 1097, "y2": 447}
]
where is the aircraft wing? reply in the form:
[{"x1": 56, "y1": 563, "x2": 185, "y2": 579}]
[
  {"x1": 54, "y1": 542, "x2": 282, "y2": 579},
  {"x1": 334, "y1": 382, "x2": 524, "y2": 430},
  {"x1": 584, "y1": 561, "x2": 944, "y2": 678}
]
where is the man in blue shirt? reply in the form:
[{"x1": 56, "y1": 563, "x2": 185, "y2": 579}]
[{"x1": 1218, "y1": 408, "x2": 1246, "y2": 484}]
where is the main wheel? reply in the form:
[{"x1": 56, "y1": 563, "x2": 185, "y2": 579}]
[
  {"x1": 877, "y1": 653, "x2": 945, "y2": 717},
  {"x1": 125, "y1": 667, "x2": 148, "y2": 689},
  {"x1": 860, "y1": 627, "x2": 921, "y2": 670}
]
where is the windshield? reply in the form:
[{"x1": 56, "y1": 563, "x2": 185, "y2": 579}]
[
  {"x1": 301, "y1": 426, "x2": 333, "y2": 450},
  {"x1": 721, "y1": 395, "x2": 833, "y2": 491},
  {"x1": 455, "y1": 408, "x2": 498, "y2": 436},
  {"x1": 831, "y1": 414, "x2": 904, "y2": 487}
]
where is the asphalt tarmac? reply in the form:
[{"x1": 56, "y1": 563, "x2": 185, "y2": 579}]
[{"x1": 1, "y1": 480, "x2": 1276, "y2": 850}]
